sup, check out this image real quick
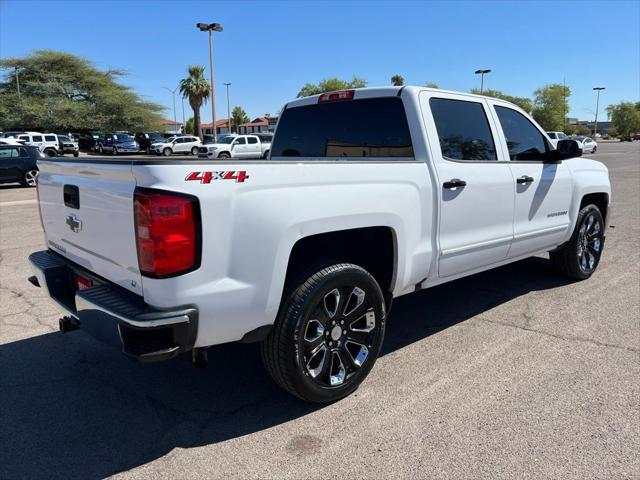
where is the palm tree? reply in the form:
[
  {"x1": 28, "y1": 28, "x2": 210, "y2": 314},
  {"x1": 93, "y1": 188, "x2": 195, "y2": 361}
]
[
  {"x1": 391, "y1": 74, "x2": 404, "y2": 86},
  {"x1": 179, "y1": 65, "x2": 210, "y2": 139}
]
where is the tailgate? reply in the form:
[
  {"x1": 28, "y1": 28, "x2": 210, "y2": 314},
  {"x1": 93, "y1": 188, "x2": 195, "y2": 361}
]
[{"x1": 37, "y1": 158, "x2": 143, "y2": 295}]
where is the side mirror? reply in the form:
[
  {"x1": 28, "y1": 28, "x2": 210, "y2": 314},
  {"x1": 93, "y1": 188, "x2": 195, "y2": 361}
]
[{"x1": 553, "y1": 139, "x2": 582, "y2": 161}]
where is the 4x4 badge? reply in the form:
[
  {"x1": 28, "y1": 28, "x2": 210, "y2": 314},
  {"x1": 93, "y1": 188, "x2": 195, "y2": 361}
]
[{"x1": 65, "y1": 213, "x2": 82, "y2": 233}]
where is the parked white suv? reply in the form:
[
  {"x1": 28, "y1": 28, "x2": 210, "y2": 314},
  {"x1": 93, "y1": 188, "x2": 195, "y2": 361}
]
[
  {"x1": 15, "y1": 132, "x2": 60, "y2": 157},
  {"x1": 546, "y1": 131, "x2": 568, "y2": 147},
  {"x1": 150, "y1": 136, "x2": 201, "y2": 156},
  {"x1": 198, "y1": 134, "x2": 271, "y2": 159},
  {"x1": 29, "y1": 86, "x2": 611, "y2": 403}
]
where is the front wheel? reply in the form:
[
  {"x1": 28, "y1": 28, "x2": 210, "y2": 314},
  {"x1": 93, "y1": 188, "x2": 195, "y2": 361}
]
[
  {"x1": 592, "y1": 146, "x2": 597, "y2": 153},
  {"x1": 22, "y1": 169, "x2": 39, "y2": 187},
  {"x1": 550, "y1": 204, "x2": 605, "y2": 280},
  {"x1": 261, "y1": 263, "x2": 386, "y2": 403},
  {"x1": 218, "y1": 152, "x2": 231, "y2": 159},
  {"x1": 163, "y1": 147, "x2": 172, "y2": 157}
]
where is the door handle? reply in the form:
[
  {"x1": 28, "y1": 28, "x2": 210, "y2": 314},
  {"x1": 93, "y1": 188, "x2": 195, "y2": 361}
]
[
  {"x1": 516, "y1": 175, "x2": 534, "y2": 184},
  {"x1": 443, "y1": 179, "x2": 467, "y2": 189}
]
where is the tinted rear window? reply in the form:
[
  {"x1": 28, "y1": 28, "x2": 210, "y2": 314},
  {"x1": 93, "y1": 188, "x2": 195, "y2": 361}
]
[{"x1": 271, "y1": 97, "x2": 413, "y2": 158}]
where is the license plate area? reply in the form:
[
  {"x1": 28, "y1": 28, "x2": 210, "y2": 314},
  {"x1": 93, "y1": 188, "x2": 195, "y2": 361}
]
[{"x1": 75, "y1": 273, "x2": 93, "y2": 291}]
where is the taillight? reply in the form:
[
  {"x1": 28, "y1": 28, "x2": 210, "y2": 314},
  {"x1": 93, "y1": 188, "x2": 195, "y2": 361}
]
[
  {"x1": 318, "y1": 89, "x2": 354, "y2": 103},
  {"x1": 134, "y1": 188, "x2": 201, "y2": 278}
]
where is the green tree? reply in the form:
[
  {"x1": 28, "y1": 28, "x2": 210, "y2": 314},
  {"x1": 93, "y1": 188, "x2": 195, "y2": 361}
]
[
  {"x1": 391, "y1": 74, "x2": 404, "y2": 86},
  {"x1": 606, "y1": 102, "x2": 640, "y2": 141},
  {"x1": 0, "y1": 50, "x2": 163, "y2": 131},
  {"x1": 425, "y1": 82, "x2": 439, "y2": 88},
  {"x1": 470, "y1": 88, "x2": 533, "y2": 113},
  {"x1": 531, "y1": 83, "x2": 571, "y2": 131},
  {"x1": 576, "y1": 125, "x2": 591, "y2": 136},
  {"x1": 564, "y1": 123, "x2": 576, "y2": 135},
  {"x1": 231, "y1": 106, "x2": 249, "y2": 132},
  {"x1": 606, "y1": 126, "x2": 618, "y2": 138},
  {"x1": 185, "y1": 117, "x2": 194, "y2": 134},
  {"x1": 179, "y1": 65, "x2": 210, "y2": 139},
  {"x1": 297, "y1": 76, "x2": 367, "y2": 97}
]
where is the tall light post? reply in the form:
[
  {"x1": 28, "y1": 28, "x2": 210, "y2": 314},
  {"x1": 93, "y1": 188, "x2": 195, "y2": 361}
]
[
  {"x1": 224, "y1": 82, "x2": 232, "y2": 133},
  {"x1": 475, "y1": 69, "x2": 491, "y2": 95},
  {"x1": 197, "y1": 22, "x2": 223, "y2": 142},
  {"x1": 163, "y1": 86, "x2": 178, "y2": 133},
  {"x1": 181, "y1": 97, "x2": 186, "y2": 132},
  {"x1": 593, "y1": 87, "x2": 605, "y2": 138}
]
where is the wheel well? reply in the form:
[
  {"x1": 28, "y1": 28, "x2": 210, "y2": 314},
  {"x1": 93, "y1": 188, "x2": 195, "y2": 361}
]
[
  {"x1": 284, "y1": 227, "x2": 396, "y2": 294},
  {"x1": 580, "y1": 193, "x2": 609, "y2": 224}
]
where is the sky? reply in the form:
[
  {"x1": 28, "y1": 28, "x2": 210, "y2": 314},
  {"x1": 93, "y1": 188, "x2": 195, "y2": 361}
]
[{"x1": 1, "y1": 0, "x2": 639, "y2": 124}]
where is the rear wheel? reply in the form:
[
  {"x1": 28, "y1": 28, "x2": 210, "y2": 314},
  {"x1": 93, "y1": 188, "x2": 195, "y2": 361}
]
[
  {"x1": 22, "y1": 169, "x2": 39, "y2": 187},
  {"x1": 191, "y1": 146, "x2": 199, "y2": 156},
  {"x1": 163, "y1": 147, "x2": 172, "y2": 157},
  {"x1": 261, "y1": 263, "x2": 386, "y2": 403},
  {"x1": 550, "y1": 204, "x2": 605, "y2": 280},
  {"x1": 44, "y1": 148, "x2": 56, "y2": 157}
]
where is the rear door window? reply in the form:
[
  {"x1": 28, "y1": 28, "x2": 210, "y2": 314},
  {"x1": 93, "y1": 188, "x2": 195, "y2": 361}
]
[
  {"x1": 247, "y1": 137, "x2": 258, "y2": 144},
  {"x1": 429, "y1": 98, "x2": 497, "y2": 161},
  {"x1": 271, "y1": 97, "x2": 414, "y2": 158},
  {"x1": 32, "y1": 135, "x2": 43, "y2": 142},
  {"x1": 45, "y1": 135, "x2": 56, "y2": 142},
  {"x1": 495, "y1": 106, "x2": 550, "y2": 161}
]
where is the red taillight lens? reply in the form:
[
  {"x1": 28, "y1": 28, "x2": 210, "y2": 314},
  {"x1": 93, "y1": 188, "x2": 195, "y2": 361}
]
[
  {"x1": 318, "y1": 89, "x2": 354, "y2": 103},
  {"x1": 134, "y1": 189, "x2": 200, "y2": 277}
]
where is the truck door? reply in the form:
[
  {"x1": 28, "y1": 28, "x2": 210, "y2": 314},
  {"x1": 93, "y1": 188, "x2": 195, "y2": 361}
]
[
  {"x1": 232, "y1": 137, "x2": 247, "y2": 158},
  {"x1": 421, "y1": 92, "x2": 515, "y2": 277},
  {"x1": 490, "y1": 104, "x2": 573, "y2": 257},
  {"x1": 246, "y1": 136, "x2": 261, "y2": 158}
]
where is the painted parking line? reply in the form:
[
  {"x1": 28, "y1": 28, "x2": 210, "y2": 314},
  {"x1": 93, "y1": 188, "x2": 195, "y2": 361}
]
[{"x1": 0, "y1": 199, "x2": 38, "y2": 207}]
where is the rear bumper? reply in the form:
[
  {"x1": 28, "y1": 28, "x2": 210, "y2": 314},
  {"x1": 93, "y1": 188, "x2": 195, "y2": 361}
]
[{"x1": 29, "y1": 250, "x2": 198, "y2": 362}]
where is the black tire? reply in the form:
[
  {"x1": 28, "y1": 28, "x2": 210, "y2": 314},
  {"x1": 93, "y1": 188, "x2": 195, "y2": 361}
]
[
  {"x1": 73, "y1": 151, "x2": 79, "y2": 157},
  {"x1": 44, "y1": 148, "x2": 56, "y2": 157},
  {"x1": 262, "y1": 149, "x2": 270, "y2": 159},
  {"x1": 191, "y1": 146, "x2": 199, "y2": 156},
  {"x1": 22, "y1": 168, "x2": 39, "y2": 187},
  {"x1": 163, "y1": 147, "x2": 172, "y2": 157},
  {"x1": 113, "y1": 147, "x2": 118, "y2": 156},
  {"x1": 592, "y1": 146, "x2": 597, "y2": 153},
  {"x1": 550, "y1": 204, "x2": 605, "y2": 280},
  {"x1": 261, "y1": 263, "x2": 386, "y2": 403},
  {"x1": 218, "y1": 151, "x2": 231, "y2": 159}
]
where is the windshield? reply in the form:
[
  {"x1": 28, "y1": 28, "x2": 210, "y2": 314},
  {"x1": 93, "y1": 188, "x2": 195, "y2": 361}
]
[{"x1": 113, "y1": 134, "x2": 133, "y2": 141}]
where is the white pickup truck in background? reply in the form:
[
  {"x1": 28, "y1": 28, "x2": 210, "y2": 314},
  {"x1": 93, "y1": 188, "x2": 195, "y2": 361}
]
[
  {"x1": 29, "y1": 86, "x2": 611, "y2": 403},
  {"x1": 198, "y1": 133, "x2": 271, "y2": 159}
]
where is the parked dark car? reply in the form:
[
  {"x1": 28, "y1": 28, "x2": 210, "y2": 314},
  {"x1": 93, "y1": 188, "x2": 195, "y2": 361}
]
[
  {"x1": 135, "y1": 132, "x2": 165, "y2": 154},
  {"x1": 74, "y1": 131, "x2": 102, "y2": 151},
  {"x1": 0, "y1": 145, "x2": 43, "y2": 187},
  {"x1": 97, "y1": 133, "x2": 140, "y2": 155}
]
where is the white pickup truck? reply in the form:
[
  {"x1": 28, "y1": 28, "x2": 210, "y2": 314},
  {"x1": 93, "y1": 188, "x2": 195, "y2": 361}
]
[
  {"x1": 197, "y1": 134, "x2": 271, "y2": 159},
  {"x1": 29, "y1": 87, "x2": 611, "y2": 403}
]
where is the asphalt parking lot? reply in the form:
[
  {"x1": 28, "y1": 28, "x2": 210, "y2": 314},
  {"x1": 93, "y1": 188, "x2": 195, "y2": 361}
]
[{"x1": 0, "y1": 141, "x2": 638, "y2": 479}]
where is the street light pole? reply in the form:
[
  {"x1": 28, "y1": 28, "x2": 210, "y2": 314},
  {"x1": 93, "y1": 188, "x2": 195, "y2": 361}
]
[
  {"x1": 224, "y1": 82, "x2": 232, "y2": 133},
  {"x1": 181, "y1": 97, "x2": 186, "y2": 132},
  {"x1": 197, "y1": 22, "x2": 223, "y2": 142},
  {"x1": 593, "y1": 87, "x2": 605, "y2": 139},
  {"x1": 474, "y1": 69, "x2": 491, "y2": 95},
  {"x1": 163, "y1": 86, "x2": 178, "y2": 133}
]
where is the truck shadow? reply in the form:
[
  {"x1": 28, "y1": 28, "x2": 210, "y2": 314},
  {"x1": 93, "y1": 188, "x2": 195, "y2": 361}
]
[{"x1": 0, "y1": 256, "x2": 572, "y2": 479}]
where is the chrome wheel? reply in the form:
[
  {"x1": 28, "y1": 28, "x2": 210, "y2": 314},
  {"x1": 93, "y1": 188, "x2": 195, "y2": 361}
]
[
  {"x1": 24, "y1": 169, "x2": 39, "y2": 187},
  {"x1": 302, "y1": 286, "x2": 378, "y2": 388},
  {"x1": 576, "y1": 213, "x2": 602, "y2": 273}
]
